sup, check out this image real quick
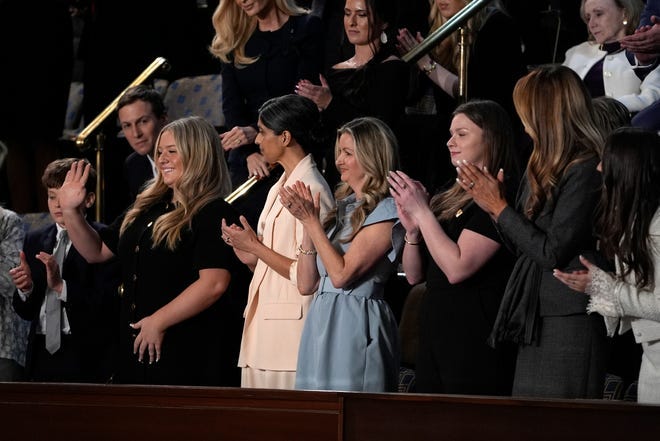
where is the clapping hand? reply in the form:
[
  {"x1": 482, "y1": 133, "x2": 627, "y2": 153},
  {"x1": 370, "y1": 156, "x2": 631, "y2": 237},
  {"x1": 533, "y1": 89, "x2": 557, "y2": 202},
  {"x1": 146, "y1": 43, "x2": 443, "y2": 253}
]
[
  {"x1": 456, "y1": 161, "x2": 508, "y2": 220},
  {"x1": 553, "y1": 256, "x2": 596, "y2": 294},
  {"x1": 221, "y1": 216, "x2": 259, "y2": 253},
  {"x1": 279, "y1": 180, "x2": 320, "y2": 225},
  {"x1": 396, "y1": 28, "x2": 423, "y2": 54},
  {"x1": 295, "y1": 75, "x2": 332, "y2": 111},
  {"x1": 35, "y1": 251, "x2": 64, "y2": 293},
  {"x1": 9, "y1": 251, "x2": 33, "y2": 292},
  {"x1": 221, "y1": 216, "x2": 259, "y2": 266},
  {"x1": 387, "y1": 170, "x2": 428, "y2": 234}
]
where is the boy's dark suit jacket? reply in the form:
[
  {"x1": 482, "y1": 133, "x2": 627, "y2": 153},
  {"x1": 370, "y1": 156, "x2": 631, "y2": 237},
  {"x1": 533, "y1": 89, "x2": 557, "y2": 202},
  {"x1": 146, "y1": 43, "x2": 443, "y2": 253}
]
[{"x1": 12, "y1": 221, "x2": 120, "y2": 382}]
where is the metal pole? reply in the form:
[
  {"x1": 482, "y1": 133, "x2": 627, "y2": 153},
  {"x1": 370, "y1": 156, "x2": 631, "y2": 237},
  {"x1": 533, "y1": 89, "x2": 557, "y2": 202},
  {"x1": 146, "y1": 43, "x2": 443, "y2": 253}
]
[
  {"x1": 458, "y1": 27, "x2": 468, "y2": 102},
  {"x1": 94, "y1": 132, "x2": 105, "y2": 222},
  {"x1": 74, "y1": 57, "x2": 169, "y2": 221},
  {"x1": 75, "y1": 57, "x2": 169, "y2": 151},
  {"x1": 401, "y1": 0, "x2": 493, "y2": 64}
]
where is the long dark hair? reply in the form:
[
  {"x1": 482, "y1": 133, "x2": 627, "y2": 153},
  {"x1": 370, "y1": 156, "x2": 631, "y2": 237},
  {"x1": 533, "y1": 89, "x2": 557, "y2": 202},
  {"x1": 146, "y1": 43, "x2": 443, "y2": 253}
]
[{"x1": 598, "y1": 127, "x2": 660, "y2": 289}]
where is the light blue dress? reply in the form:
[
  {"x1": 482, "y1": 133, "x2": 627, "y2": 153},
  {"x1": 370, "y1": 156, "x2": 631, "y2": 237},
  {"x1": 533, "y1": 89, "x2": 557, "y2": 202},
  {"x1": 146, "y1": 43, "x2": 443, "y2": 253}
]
[{"x1": 295, "y1": 195, "x2": 404, "y2": 392}]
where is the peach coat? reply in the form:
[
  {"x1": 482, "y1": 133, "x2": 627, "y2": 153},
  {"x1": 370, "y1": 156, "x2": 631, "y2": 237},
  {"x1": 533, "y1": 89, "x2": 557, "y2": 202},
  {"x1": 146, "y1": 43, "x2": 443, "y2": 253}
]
[{"x1": 237, "y1": 155, "x2": 334, "y2": 373}]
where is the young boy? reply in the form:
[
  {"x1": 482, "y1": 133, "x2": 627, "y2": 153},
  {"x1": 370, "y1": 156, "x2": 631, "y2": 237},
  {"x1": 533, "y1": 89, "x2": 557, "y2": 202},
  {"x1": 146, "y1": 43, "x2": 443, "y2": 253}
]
[{"x1": 10, "y1": 158, "x2": 120, "y2": 382}]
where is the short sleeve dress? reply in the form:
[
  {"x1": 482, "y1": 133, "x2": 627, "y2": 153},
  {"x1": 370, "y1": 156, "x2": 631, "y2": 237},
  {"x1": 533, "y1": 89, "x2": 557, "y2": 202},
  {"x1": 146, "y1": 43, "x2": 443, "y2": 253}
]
[
  {"x1": 100, "y1": 196, "x2": 247, "y2": 386},
  {"x1": 295, "y1": 196, "x2": 404, "y2": 392},
  {"x1": 415, "y1": 202, "x2": 516, "y2": 395}
]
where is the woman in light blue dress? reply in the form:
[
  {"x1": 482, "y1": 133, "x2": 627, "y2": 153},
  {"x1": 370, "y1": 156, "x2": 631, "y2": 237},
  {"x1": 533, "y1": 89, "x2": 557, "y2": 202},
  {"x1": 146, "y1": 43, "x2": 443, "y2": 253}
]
[{"x1": 280, "y1": 117, "x2": 404, "y2": 392}]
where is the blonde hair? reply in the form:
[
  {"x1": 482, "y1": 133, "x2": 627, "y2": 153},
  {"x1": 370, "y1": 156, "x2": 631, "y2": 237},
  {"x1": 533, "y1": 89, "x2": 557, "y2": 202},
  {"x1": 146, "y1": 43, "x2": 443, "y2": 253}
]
[
  {"x1": 121, "y1": 116, "x2": 232, "y2": 250},
  {"x1": 513, "y1": 65, "x2": 603, "y2": 220},
  {"x1": 427, "y1": 0, "x2": 504, "y2": 71},
  {"x1": 324, "y1": 117, "x2": 400, "y2": 242},
  {"x1": 209, "y1": 0, "x2": 308, "y2": 65}
]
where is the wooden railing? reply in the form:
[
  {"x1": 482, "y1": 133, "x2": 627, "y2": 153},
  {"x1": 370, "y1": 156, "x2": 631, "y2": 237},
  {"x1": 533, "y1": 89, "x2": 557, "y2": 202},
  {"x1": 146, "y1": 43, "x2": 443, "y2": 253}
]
[{"x1": 1, "y1": 382, "x2": 658, "y2": 440}]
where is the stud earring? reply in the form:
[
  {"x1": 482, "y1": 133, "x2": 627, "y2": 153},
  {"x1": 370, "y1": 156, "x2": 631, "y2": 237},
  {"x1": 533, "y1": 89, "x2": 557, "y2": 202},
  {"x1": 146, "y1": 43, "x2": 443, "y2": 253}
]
[
  {"x1": 623, "y1": 18, "x2": 628, "y2": 26},
  {"x1": 380, "y1": 31, "x2": 388, "y2": 44}
]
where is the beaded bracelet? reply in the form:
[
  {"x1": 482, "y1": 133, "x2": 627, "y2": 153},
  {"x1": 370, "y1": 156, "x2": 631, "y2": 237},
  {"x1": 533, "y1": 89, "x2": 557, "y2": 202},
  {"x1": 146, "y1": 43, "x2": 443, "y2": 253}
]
[{"x1": 297, "y1": 244, "x2": 317, "y2": 255}]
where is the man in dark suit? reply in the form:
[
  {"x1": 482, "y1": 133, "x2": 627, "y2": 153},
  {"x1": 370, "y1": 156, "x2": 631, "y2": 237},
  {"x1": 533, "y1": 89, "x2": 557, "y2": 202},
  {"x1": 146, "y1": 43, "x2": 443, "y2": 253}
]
[
  {"x1": 117, "y1": 85, "x2": 168, "y2": 204},
  {"x1": 621, "y1": 0, "x2": 660, "y2": 131},
  {"x1": 10, "y1": 158, "x2": 120, "y2": 382}
]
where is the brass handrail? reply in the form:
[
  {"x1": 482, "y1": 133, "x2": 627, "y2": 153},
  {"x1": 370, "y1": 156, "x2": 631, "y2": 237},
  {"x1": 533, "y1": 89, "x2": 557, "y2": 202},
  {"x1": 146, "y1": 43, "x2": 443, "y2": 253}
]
[
  {"x1": 75, "y1": 57, "x2": 169, "y2": 151},
  {"x1": 458, "y1": 27, "x2": 468, "y2": 102},
  {"x1": 74, "y1": 57, "x2": 169, "y2": 221},
  {"x1": 401, "y1": 0, "x2": 493, "y2": 65},
  {"x1": 402, "y1": 0, "x2": 493, "y2": 103},
  {"x1": 225, "y1": 164, "x2": 280, "y2": 204}
]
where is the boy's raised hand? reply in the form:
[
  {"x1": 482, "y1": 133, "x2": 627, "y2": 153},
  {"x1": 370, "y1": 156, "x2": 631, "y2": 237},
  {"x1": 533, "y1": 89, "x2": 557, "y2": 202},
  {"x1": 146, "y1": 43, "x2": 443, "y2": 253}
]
[{"x1": 59, "y1": 160, "x2": 90, "y2": 211}]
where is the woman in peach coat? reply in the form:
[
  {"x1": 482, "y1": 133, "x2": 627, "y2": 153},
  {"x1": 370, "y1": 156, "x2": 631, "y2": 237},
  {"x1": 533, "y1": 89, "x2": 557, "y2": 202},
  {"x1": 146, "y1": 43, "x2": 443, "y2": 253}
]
[{"x1": 222, "y1": 94, "x2": 334, "y2": 389}]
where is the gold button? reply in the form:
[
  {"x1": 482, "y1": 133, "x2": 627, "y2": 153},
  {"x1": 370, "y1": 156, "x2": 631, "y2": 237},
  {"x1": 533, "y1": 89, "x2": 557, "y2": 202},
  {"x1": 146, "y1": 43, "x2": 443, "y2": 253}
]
[
  {"x1": 130, "y1": 303, "x2": 136, "y2": 312},
  {"x1": 117, "y1": 284, "x2": 124, "y2": 297},
  {"x1": 132, "y1": 274, "x2": 137, "y2": 281},
  {"x1": 135, "y1": 245, "x2": 140, "y2": 252}
]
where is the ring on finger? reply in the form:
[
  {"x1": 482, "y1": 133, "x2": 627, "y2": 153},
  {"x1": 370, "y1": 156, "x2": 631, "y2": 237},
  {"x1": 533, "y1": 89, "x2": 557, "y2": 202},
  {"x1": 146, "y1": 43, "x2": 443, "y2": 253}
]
[{"x1": 469, "y1": 181, "x2": 475, "y2": 189}]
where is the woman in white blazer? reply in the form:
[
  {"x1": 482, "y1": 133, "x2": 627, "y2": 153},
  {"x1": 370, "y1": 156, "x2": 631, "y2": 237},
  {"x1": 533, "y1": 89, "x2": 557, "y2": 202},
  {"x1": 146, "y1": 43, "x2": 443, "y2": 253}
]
[
  {"x1": 222, "y1": 94, "x2": 334, "y2": 389},
  {"x1": 554, "y1": 128, "x2": 660, "y2": 404},
  {"x1": 563, "y1": 0, "x2": 660, "y2": 113}
]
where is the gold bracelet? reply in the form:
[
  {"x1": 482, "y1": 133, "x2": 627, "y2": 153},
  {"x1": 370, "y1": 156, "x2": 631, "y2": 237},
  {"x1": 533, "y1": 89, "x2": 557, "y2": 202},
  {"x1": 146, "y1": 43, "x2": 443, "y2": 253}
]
[
  {"x1": 404, "y1": 234, "x2": 421, "y2": 246},
  {"x1": 422, "y1": 60, "x2": 437, "y2": 75},
  {"x1": 297, "y1": 244, "x2": 317, "y2": 255}
]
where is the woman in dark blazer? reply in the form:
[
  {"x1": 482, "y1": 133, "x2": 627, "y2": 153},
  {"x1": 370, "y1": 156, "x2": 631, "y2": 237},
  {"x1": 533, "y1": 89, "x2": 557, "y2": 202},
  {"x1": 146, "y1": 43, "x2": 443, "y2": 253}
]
[
  {"x1": 457, "y1": 65, "x2": 610, "y2": 398},
  {"x1": 209, "y1": 0, "x2": 324, "y2": 227}
]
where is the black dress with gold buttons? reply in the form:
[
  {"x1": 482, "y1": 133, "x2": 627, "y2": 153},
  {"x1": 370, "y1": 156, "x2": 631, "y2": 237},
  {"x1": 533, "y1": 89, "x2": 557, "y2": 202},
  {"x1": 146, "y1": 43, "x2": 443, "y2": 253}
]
[{"x1": 100, "y1": 195, "x2": 248, "y2": 386}]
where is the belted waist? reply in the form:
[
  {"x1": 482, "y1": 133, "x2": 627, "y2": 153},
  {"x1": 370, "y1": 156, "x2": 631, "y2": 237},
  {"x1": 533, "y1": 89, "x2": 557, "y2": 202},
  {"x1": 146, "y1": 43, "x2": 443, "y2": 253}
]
[{"x1": 317, "y1": 276, "x2": 384, "y2": 300}]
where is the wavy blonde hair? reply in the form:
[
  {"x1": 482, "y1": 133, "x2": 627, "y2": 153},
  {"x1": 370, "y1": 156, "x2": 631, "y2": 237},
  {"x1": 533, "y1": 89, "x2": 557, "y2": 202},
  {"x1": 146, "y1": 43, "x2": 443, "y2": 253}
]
[
  {"x1": 427, "y1": 0, "x2": 504, "y2": 72},
  {"x1": 120, "y1": 116, "x2": 232, "y2": 250},
  {"x1": 513, "y1": 65, "x2": 603, "y2": 220},
  {"x1": 209, "y1": 0, "x2": 308, "y2": 66},
  {"x1": 323, "y1": 117, "x2": 400, "y2": 242}
]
